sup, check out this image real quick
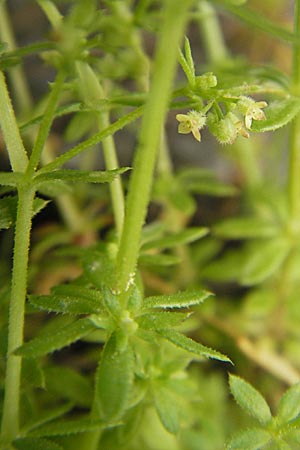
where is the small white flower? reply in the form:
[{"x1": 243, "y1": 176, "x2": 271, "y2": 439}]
[
  {"x1": 176, "y1": 110, "x2": 206, "y2": 142},
  {"x1": 237, "y1": 97, "x2": 267, "y2": 129}
]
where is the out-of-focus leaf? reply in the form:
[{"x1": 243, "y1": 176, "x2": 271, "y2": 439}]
[
  {"x1": 213, "y1": 217, "x2": 279, "y2": 239},
  {"x1": 0, "y1": 196, "x2": 48, "y2": 230},
  {"x1": 15, "y1": 318, "x2": 95, "y2": 358},
  {"x1": 95, "y1": 331, "x2": 134, "y2": 420},
  {"x1": 153, "y1": 384, "x2": 180, "y2": 434},
  {"x1": 44, "y1": 366, "x2": 93, "y2": 408},
  {"x1": 21, "y1": 403, "x2": 74, "y2": 434},
  {"x1": 13, "y1": 437, "x2": 65, "y2": 450},
  {"x1": 64, "y1": 111, "x2": 95, "y2": 142},
  {"x1": 142, "y1": 227, "x2": 209, "y2": 251},
  {"x1": 82, "y1": 250, "x2": 116, "y2": 291},
  {"x1": 241, "y1": 238, "x2": 290, "y2": 286},
  {"x1": 139, "y1": 253, "x2": 181, "y2": 267},
  {"x1": 29, "y1": 286, "x2": 105, "y2": 315},
  {"x1": 229, "y1": 374, "x2": 272, "y2": 425},
  {"x1": 212, "y1": 0, "x2": 299, "y2": 44}
]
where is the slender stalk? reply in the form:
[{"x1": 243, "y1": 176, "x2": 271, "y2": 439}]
[
  {"x1": 75, "y1": 61, "x2": 125, "y2": 238},
  {"x1": 98, "y1": 112, "x2": 125, "y2": 238},
  {"x1": 1, "y1": 187, "x2": 35, "y2": 442},
  {"x1": 198, "y1": 0, "x2": 229, "y2": 65},
  {"x1": 116, "y1": 0, "x2": 193, "y2": 297},
  {"x1": 198, "y1": 0, "x2": 261, "y2": 187},
  {"x1": 0, "y1": 2, "x2": 32, "y2": 115},
  {"x1": 0, "y1": 71, "x2": 28, "y2": 172},
  {"x1": 288, "y1": 0, "x2": 300, "y2": 227},
  {"x1": 26, "y1": 70, "x2": 65, "y2": 176}
]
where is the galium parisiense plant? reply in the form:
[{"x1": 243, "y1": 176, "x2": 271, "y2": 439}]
[{"x1": 1, "y1": 1, "x2": 300, "y2": 449}]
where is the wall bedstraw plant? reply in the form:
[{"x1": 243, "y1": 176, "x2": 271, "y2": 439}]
[{"x1": 1, "y1": 0, "x2": 300, "y2": 449}]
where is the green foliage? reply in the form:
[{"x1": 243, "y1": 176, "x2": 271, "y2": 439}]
[{"x1": 1, "y1": 0, "x2": 300, "y2": 449}]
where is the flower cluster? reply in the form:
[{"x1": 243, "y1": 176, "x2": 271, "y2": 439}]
[{"x1": 176, "y1": 95, "x2": 267, "y2": 145}]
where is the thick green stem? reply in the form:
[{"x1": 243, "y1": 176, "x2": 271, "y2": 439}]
[
  {"x1": 0, "y1": 71, "x2": 28, "y2": 172},
  {"x1": 288, "y1": 0, "x2": 300, "y2": 226},
  {"x1": 1, "y1": 187, "x2": 35, "y2": 442},
  {"x1": 116, "y1": 0, "x2": 193, "y2": 296}
]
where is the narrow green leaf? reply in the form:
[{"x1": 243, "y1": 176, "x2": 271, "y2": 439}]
[
  {"x1": 20, "y1": 102, "x2": 82, "y2": 132},
  {"x1": 137, "y1": 312, "x2": 190, "y2": 330},
  {"x1": 277, "y1": 384, "x2": 300, "y2": 424},
  {"x1": 95, "y1": 331, "x2": 134, "y2": 420},
  {"x1": 158, "y1": 329, "x2": 231, "y2": 363},
  {"x1": 0, "y1": 172, "x2": 22, "y2": 186},
  {"x1": 139, "y1": 253, "x2": 181, "y2": 267},
  {"x1": 178, "y1": 47, "x2": 194, "y2": 87},
  {"x1": 213, "y1": 0, "x2": 299, "y2": 44},
  {"x1": 226, "y1": 428, "x2": 272, "y2": 450},
  {"x1": 142, "y1": 227, "x2": 209, "y2": 251},
  {"x1": 241, "y1": 238, "x2": 290, "y2": 286},
  {"x1": 21, "y1": 403, "x2": 74, "y2": 434},
  {"x1": 15, "y1": 318, "x2": 95, "y2": 358},
  {"x1": 37, "y1": 107, "x2": 143, "y2": 174},
  {"x1": 82, "y1": 251, "x2": 116, "y2": 291},
  {"x1": 251, "y1": 98, "x2": 300, "y2": 133},
  {"x1": 229, "y1": 374, "x2": 272, "y2": 425},
  {"x1": 143, "y1": 290, "x2": 212, "y2": 309},
  {"x1": 177, "y1": 168, "x2": 237, "y2": 196},
  {"x1": 0, "y1": 196, "x2": 48, "y2": 230},
  {"x1": 28, "y1": 418, "x2": 105, "y2": 437},
  {"x1": 29, "y1": 291, "x2": 104, "y2": 315},
  {"x1": 213, "y1": 217, "x2": 279, "y2": 239},
  {"x1": 13, "y1": 437, "x2": 65, "y2": 450},
  {"x1": 153, "y1": 384, "x2": 180, "y2": 434},
  {"x1": 183, "y1": 37, "x2": 195, "y2": 78},
  {"x1": 34, "y1": 167, "x2": 130, "y2": 186},
  {"x1": 44, "y1": 367, "x2": 93, "y2": 408}
]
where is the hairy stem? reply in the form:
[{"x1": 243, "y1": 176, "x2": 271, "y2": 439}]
[
  {"x1": 116, "y1": 0, "x2": 193, "y2": 298},
  {"x1": 1, "y1": 187, "x2": 35, "y2": 442}
]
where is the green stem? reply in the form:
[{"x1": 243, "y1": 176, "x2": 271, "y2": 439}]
[
  {"x1": 198, "y1": 0, "x2": 261, "y2": 187},
  {"x1": 0, "y1": 71, "x2": 28, "y2": 172},
  {"x1": 26, "y1": 70, "x2": 65, "y2": 176},
  {"x1": 116, "y1": 0, "x2": 193, "y2": 297},
  {"x1": 198, "y1": 0, "x2": 229, "y2": 64},
  {"x1": 288, "y1": 0, "x2": 300, "y2": 226},
  {"x1": 1, "y1": 187, "x2": 35, "y2": 443},
  {"x1": 0, "y1": 2, "x2": 32, "y2": 115},
  {"x1": 75, "y1": 61, "x2": 125, "y2": 238},
  {"x1": 98, "y1": 112, "x2": 125, "y2": 239}
]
